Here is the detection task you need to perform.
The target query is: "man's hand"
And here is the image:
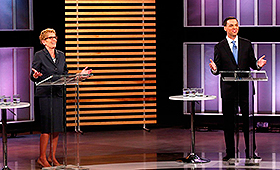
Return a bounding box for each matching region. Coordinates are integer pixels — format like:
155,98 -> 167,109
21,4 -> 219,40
32,68 -> 42,79
257,55 -> 267,68
209,59 -> 217,71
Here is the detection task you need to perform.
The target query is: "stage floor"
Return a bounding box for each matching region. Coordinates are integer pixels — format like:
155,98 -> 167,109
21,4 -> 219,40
1,127 -> 280,170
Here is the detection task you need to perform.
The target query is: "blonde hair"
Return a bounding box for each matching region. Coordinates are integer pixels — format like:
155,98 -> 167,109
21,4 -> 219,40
39,28 -> 56,44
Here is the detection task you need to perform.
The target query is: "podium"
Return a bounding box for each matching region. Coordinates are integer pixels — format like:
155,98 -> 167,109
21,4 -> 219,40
36,74 -> 92,170
220,70 -> 268,165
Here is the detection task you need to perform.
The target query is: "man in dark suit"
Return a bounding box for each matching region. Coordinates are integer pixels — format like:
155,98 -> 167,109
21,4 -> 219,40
209,16 -> 267,161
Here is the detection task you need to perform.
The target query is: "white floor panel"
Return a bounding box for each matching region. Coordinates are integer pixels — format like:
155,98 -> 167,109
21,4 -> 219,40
84,160 -> 280,170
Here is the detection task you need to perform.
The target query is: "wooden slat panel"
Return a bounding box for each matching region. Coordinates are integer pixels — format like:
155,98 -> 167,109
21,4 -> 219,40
65,0 -> 156,127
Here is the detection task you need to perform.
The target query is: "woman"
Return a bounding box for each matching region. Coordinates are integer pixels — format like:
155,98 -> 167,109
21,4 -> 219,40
31,28 -> 91,167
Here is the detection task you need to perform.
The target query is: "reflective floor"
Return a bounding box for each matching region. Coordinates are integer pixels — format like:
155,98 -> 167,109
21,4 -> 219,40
1,126 -> 280,170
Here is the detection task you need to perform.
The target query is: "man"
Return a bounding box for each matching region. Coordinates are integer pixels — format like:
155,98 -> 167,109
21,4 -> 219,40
209,16 -> 266,161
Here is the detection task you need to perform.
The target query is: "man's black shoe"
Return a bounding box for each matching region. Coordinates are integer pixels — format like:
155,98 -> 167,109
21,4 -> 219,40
223,155 -> 234,161
246,153 -> 261,159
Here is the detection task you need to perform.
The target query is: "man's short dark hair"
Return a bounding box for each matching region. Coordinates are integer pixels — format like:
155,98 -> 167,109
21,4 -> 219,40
223,16 -> 238,26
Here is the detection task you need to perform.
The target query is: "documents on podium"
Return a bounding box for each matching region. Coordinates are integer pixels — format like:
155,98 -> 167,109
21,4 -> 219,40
36,74 -> 93,170
219,70 -> 267,166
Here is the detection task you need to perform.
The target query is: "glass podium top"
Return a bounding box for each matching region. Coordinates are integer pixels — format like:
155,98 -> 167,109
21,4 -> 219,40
35,74 -> 93,86
219,70 -> 268,82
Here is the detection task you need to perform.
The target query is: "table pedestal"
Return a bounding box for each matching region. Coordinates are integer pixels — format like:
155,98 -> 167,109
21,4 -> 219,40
1,109 -> 10,170
177,101 -> 210,163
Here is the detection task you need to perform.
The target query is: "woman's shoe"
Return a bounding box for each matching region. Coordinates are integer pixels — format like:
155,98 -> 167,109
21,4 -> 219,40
37,158 -> 51,167
47,157 -> 61,166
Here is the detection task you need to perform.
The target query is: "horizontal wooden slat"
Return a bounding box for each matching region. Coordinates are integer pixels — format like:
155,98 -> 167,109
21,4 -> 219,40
78,80 -> 156,85
66,103 -> 156,109
83,74 -> 156,79
66,120 -> 157,127
66,46 -> 156,50
65,29 -> 156,33
66,12 -> 155,15
66,40 -> 155,44
65,17 -> 155,21
66,109 -> 156,115
67,114 -> 157,121
65,34 -> 156,39
65,6 -> 155,10
67,97 -> 156,103
66,57 -> 156,62
65,0 -> 155,4
66,86 -> 156,91
66,91 -> 156,97
65,23 -> 155,27
67,63 -> 156,68
68,69 -> 156,74
66,52 -> 156,56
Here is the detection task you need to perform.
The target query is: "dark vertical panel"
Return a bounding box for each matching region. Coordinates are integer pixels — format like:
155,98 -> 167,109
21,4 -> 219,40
223,0 -> 236,20
187,44 -> 201,88
187,0 -> 201,26
205,0 -> 219,26
259,0 -> 272,25
204,44 -> 219,112
16,48 -> 31,120
0,0 -> 13,29
257,44 -> 272,113
276,45 -> 280,112
240,0 -> 254,25
16,0 -> 29,29
187,44 -> 201,112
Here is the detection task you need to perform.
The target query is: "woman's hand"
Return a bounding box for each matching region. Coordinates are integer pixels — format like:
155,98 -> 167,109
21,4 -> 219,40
77,67 -> 92,80
32,68 -> 43,79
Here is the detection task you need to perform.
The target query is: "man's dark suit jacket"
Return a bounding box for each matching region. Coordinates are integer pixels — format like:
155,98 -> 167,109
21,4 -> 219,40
30,48 -> 68,97
212,37 -> 260,100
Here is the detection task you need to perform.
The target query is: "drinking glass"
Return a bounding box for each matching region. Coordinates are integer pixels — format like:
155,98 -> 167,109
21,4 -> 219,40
13,94 -> 20,104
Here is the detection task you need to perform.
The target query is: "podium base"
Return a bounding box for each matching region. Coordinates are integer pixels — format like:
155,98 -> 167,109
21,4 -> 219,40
42,165 -> 89,170
224,158 -> 261,166
177,153 -> 210,163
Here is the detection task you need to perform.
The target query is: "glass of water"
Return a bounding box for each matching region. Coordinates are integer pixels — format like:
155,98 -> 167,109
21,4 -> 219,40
3,96 -> 11,105
183,88 -> 190,97
13,94 -> 20,104
0,95 -> 5,105
196,88 -> 204,97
